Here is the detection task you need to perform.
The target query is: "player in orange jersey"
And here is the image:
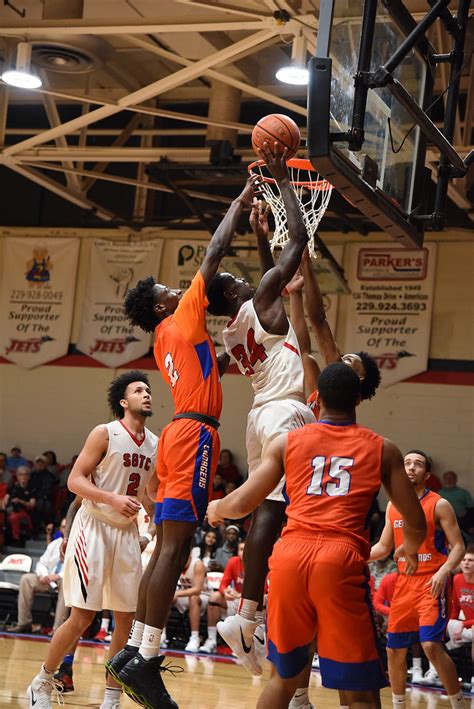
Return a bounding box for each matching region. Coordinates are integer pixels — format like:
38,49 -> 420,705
370,449 -> 466,709
208,363 -> 426,709
105,174 -> 262,709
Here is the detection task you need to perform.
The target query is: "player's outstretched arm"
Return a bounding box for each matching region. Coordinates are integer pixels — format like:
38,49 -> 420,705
253,143 -> 308,317
427,499 -> 465,597
287,267 -> 320,395
250,198 -> 274,276
207,434 -> 287,525
200,175 -> 259,288
301,253 -> 340,365
68,425 -> 141,518
381,438 -> 426,557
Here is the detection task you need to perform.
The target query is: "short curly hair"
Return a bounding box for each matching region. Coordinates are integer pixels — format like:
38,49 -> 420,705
107,370 -> 150,418
124,276 -> 160,333
357,351 -> 381,401
206,273 -> 232,316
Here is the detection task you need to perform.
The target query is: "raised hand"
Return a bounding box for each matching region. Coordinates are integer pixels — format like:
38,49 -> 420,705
240,174 -> 264,208
249,198 -> 270,240
256,141 -> 289,183
284,269 -> 304,295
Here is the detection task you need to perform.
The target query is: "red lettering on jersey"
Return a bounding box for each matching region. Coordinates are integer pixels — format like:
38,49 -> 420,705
131,453 -> 139,467
123,453 -> 131,467
231,327 -> 267,376
126,472 -> 141,497
144,457 -> 151,471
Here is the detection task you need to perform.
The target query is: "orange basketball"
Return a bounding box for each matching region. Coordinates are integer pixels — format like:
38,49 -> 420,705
252,114 -> 301,160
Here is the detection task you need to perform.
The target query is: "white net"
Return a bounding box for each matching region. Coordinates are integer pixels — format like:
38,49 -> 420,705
248,159 -> 333,258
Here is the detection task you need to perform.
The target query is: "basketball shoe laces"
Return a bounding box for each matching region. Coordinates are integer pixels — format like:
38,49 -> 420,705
147,660 -> 184,700
32,676 -> 64,708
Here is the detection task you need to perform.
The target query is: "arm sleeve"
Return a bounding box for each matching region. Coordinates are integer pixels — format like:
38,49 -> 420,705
172,271 -> 209,343
219,557 -> 235,594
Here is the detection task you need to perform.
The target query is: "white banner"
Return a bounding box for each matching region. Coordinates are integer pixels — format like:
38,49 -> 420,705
77,239 -> 163,367
344,243 -> 437,386
0,238 -> 79,368
168,240 -> 342,351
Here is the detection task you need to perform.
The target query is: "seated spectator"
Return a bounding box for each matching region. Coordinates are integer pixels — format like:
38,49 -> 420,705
200,540 -> 245,653
216,449 -> 243,487
43,451 -> 59,476
373,571 -> 398,628
446,545 -> 474,689
225,481 -> 237,496
5,466 -> 36,545
160,552 -> 207,653
0,452 -> 13,507
425,471 -> 442,492
210,472 -> 226,501
192,530 -> 219,570
7,518 -> 68,633
30,455 -> 57,532
6,446 -> 29,474
440,471 -> 474,534
369,553 -> 397,590
55,454 -> 78,521
214,524 -> 240,570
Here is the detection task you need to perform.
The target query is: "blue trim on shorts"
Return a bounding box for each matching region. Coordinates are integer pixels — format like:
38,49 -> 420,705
191,425 -> 213,524
267,638 -> 311,679
419,584 -> 449,643
387,630 -> 420,649
154,501 -> 162,524
319,657 -> 389,691
160,498 -> 197,523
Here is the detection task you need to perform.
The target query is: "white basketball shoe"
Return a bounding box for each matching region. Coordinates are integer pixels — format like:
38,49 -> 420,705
217,615 -> 262,675
27,673 -> 62,709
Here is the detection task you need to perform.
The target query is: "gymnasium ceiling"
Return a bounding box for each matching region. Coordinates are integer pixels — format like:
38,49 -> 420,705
0,0 -> 472,235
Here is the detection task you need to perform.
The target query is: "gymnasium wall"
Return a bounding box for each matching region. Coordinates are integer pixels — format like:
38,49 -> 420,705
0,229 -> 472,495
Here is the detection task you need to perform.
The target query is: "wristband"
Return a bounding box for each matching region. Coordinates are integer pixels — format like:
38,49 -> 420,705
143,532 -> 153,543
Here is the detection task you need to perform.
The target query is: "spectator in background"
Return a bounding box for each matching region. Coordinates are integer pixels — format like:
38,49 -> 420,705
440,471 -> 474,534
210,472 -> 226,501
0,453 -> 13,506
6,446 -> 29,474
215,524 -> 240,570
216,449 -> 243,487
446,545 -> 474,691
368,496 -> 384,543
30,455 -> 57,533
192,530 -> 219,569
426,471 -> 442,493
43,451 -> 60,476
7,518 -> 68,633
56,454 -> 78,519
200,540 -> 245,653
369,553 -> 397,590
5,466 -> 36,545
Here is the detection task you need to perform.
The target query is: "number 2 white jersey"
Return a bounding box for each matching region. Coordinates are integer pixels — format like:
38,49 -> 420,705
222,299 -> 306,407
82,419 -> 158,528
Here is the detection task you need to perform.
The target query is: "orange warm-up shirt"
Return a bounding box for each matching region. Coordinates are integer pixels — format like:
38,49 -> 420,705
153,271 -> 222,419
283,421 -> 384,558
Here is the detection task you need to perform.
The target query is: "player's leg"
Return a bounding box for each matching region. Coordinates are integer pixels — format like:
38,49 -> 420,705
386,575 -> 421,706
200,591 -> 226,652
257,663 -> 303,709
100,610 -> 135,709
184,594 -> 205,652
421,641 -> 464,697
387,647 -> 409,700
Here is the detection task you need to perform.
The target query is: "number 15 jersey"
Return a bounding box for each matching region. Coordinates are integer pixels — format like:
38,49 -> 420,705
223,299 -> 305,407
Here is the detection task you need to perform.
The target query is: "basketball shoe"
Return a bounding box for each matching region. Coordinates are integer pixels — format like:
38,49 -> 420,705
217,615 -> 262,675
199,638 -> 216,653
184,636 -> 201,653
418,667 -> 441,686
253,624 -> 267,668
289,688 -> 315,709
27,673 -> 62,709
54,662 -> 74,692
118,653 -> 179,709
105,645 -> 139,685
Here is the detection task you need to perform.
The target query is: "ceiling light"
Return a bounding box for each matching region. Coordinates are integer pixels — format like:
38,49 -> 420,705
1,42 -> 42,89
276,34 -> 309,85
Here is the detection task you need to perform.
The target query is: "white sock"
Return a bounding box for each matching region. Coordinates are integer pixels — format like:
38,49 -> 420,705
39,664 -> 55,679
292,688 -> 309,706
448,691 -> 466,707
191,630 -> 199,640
428,661 -> 437,674
255,610 -> 265,625
104,686 -> 122,702
392,694 -> 406,707
207,626 -> 217,643
238,599 -> 258,622
412,657 -> 422,668
128,620 -> 144,649
139,624 -> 162,660
101,618 -> 110,633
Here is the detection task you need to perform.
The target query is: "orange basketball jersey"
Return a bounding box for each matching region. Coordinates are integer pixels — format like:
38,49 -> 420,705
389,490 -> 447,575
153,271 -> 222,419
283,421 -> 384,557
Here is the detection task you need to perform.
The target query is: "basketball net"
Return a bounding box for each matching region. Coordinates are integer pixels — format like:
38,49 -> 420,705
248,158 -> 332,257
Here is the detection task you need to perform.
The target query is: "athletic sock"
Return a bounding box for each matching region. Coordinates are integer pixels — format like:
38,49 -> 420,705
40,664 -> 55,679
255,610 -> 265,625
238,599 -> 258,622
101,618 -> 110,633
412,657 -> 422,669
448,691 -> 466,707
292,688 -> 310,706
392,694 -> 406,707
62,654 -> 74,667
191,630 -> 199,641
128,620 -> 145,649
139,625 -> 162,659
207,626 -> 217,643
104,686 -> 122,702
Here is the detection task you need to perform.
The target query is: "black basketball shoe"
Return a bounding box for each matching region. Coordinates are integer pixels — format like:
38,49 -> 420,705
105,644 -> 139,685
54,662 -> 74,693
118,653 -> 180,709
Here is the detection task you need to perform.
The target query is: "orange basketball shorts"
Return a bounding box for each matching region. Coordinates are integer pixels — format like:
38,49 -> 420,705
387,573 -> 451,648
154,418 -> 219,525
266,532 -> 388,691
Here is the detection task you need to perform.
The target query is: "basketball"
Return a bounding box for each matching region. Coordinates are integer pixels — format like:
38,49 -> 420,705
252,114 -> 301,160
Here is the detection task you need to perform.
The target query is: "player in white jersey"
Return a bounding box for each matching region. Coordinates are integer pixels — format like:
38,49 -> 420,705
206,143 -> 314,678
26,371 -> 158,709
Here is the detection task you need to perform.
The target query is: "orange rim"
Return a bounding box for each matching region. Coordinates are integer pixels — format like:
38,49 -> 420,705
248,158 -> 332,190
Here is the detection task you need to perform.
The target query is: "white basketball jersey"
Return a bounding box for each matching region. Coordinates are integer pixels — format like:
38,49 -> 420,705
177,556 -> 201,591
223,299 -> 305,407
82,419 -> 158,528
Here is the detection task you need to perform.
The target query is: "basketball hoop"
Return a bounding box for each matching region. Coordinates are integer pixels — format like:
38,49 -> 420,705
248,158 -> 332,257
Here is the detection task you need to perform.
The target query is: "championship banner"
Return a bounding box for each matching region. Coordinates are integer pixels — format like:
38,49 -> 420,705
344,243 -> 437,386
77,239 -> 163,367
0,237 -> 80,368
168,240 -> 342,350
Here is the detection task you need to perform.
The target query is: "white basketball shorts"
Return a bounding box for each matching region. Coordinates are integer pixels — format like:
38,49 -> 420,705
63,506 -> 142,613
175,593 -> 209,615
246,398 -> 314,502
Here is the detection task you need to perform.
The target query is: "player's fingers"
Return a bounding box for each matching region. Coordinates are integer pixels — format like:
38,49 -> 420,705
281,146 -> 289,161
